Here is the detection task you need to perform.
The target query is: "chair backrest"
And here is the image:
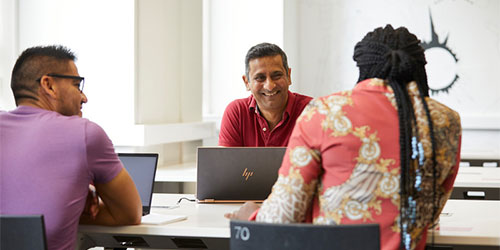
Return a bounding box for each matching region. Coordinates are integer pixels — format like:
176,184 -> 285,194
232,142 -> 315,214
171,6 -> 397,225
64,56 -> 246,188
0,214 -> 48,250
230,220 -> 380,250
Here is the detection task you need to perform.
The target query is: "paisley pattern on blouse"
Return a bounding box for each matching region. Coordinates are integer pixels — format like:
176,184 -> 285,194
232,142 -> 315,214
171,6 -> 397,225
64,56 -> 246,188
256,162 -> 317,223
316,126 -> 400,225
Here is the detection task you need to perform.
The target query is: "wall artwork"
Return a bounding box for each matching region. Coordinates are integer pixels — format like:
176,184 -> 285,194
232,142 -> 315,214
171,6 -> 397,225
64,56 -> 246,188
421,11 -> 460,95
419,0 -> 500,129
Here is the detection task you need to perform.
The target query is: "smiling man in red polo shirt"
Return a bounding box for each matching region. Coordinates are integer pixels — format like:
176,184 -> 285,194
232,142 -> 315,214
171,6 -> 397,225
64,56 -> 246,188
219,43 -> 313,147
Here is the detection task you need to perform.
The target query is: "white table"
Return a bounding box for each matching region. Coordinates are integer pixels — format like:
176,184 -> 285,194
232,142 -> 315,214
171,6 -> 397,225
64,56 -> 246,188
451,167 -> 500,200
455,167 -> 500,188
77,194 -> 500,249
77,194 -> 236,249
429,199 -> 500,247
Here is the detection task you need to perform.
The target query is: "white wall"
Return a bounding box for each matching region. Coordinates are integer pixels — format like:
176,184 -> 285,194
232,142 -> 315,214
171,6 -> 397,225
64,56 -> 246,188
15,0 -> 137,144
203,0 -> 500,157
2,0 -> 499,158
0,0 -> 207,169
280,0 -> 500,158
0,0 -> 17,111
202,0 -> 284,123
135,0 -> 204,164
137,0 -> 203,124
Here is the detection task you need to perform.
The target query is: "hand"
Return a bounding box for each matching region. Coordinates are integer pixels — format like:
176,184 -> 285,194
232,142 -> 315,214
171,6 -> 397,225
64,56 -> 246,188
82,185 -> 99,220
224,201 -> 260,220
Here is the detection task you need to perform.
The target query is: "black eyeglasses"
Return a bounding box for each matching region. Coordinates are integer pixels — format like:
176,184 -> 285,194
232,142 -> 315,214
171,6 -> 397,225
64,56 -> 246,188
38,73 -> 85,92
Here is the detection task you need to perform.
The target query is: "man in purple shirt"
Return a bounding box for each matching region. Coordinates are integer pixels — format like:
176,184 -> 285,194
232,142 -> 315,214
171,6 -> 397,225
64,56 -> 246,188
219,43 -> 312,147
0,45 -> 142,250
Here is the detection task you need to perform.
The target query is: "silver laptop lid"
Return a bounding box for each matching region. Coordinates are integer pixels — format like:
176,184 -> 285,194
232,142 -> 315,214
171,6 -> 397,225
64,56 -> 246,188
196,147 -> 286,202
118,153 -> 159,215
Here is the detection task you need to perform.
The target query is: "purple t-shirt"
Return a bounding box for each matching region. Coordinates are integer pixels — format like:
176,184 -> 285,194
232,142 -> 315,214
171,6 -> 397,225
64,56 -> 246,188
0,106 -> 123,250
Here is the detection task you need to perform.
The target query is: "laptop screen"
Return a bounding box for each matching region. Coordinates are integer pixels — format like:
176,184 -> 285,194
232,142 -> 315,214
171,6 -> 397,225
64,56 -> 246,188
118,153 -> 158,215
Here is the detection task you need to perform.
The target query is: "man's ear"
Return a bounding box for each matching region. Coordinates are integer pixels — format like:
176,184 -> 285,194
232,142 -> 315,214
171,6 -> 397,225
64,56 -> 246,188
242,75 -> 250,91
38,76 -> 57,99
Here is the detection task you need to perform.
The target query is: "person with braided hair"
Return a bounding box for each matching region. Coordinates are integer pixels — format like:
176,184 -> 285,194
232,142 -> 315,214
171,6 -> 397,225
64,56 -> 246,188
226,25 -> 461,250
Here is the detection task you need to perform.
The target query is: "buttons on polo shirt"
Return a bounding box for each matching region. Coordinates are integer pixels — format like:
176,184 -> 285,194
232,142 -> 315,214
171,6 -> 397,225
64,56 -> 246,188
263,127 -> 267,132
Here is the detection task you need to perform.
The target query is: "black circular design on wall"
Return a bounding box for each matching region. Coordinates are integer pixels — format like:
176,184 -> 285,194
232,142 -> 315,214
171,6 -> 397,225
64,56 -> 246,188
421,10 -> 460,95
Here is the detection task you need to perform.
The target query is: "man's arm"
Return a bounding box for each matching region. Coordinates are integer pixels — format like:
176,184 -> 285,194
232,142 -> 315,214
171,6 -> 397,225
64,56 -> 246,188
80,121 -> 142,225
80,168 -> 142,225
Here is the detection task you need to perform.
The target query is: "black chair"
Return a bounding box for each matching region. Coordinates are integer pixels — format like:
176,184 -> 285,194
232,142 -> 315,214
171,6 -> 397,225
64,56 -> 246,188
230,220 -> 380,250
0,214 -> 48,250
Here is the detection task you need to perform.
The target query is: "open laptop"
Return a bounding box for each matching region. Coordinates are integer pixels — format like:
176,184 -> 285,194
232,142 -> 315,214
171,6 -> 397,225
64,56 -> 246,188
119,153 -> 187,224
230,220 -> 380,250
196,147 -> 286,203
118,153 -> 159,216
1,214 -> 48,250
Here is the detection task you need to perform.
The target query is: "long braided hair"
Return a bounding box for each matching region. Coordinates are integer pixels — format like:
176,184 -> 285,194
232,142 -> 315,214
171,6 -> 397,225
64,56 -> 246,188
353,25 -> 438,249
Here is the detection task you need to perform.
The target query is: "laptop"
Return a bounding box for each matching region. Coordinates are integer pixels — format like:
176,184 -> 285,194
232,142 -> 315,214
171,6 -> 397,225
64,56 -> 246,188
196,147 -> 286,203
1,214 -> 48,250
119,153 -> 187,224
118,153 -> 159,216
230,220 -> 380,250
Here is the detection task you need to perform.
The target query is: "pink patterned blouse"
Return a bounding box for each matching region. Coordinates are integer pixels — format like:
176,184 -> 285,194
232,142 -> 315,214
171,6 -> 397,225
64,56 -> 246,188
251,78 -> 462,250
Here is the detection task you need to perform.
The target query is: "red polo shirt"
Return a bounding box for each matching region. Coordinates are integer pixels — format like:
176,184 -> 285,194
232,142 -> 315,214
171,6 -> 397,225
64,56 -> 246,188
218,91 -> 313,147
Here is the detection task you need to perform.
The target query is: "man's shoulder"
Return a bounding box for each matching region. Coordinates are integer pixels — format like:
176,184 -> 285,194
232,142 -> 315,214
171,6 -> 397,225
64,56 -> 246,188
53,113 -> 97,128
65,117 -> 111,143
38,112 -> 107,137
291,91 -> 313,99
19,107 -> 93,128
290,91 -> 313,107
225,95 -> 254,112
229,95 -> 253,105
